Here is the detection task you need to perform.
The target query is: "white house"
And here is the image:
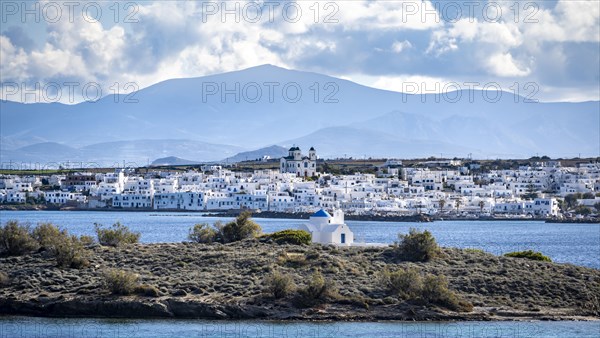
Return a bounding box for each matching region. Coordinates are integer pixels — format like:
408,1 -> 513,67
299,209 -> 354,246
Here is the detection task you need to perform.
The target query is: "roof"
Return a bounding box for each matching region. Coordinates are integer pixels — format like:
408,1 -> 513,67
309,147 -> 315,151
312,209 -> 331,218
288,146 -> 300,151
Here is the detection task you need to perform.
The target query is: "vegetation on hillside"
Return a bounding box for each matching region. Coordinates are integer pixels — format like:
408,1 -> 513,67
504,250 -> 552,262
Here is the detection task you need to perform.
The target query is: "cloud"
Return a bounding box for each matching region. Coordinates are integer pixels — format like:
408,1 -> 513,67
0,0 -> 597,103
392,40 -> 412,53
0,35 -> 29,82
486,52 -> 531,77
371,74 -> 450,94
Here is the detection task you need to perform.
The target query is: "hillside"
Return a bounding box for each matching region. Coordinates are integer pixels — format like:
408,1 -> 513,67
1,240 -> 598,320
1,65 -> 598,163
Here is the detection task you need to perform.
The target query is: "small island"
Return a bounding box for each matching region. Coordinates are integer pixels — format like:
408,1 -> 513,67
1,213 -> 599,321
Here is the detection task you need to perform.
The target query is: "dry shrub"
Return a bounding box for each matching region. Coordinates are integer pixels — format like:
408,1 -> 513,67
31,223 -> 89,268
295,270 -> 338,307
380,267 -> 423,299
32,223 -> 62,249
277,252 -> 308,268
53,234 -> 89,268
95,222 -> 140,247
104,269 -> 139,295
395,228 -> 440,262
379,267 -> 473,312
188,223 -> 218,243
0,221 -> 39,256
264,271 -> 296,299
135,284 -> 161,297
0,271 -> 10,287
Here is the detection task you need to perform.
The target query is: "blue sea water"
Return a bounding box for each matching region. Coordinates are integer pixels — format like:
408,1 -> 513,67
1,210 -> 598,268
0,317 -> 599,338
1,211 -> 599,337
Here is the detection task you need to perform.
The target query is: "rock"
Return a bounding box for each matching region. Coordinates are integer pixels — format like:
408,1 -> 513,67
171,290 -> 187,297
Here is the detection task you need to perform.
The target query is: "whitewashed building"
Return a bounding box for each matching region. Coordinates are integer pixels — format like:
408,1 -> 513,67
280,147 -> 317,177
154,192 -> 206,210
299,209 -> 354,246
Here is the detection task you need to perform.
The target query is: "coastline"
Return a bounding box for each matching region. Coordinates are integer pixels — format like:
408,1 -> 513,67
1,241 -> 598,321
2,205 -> 597,223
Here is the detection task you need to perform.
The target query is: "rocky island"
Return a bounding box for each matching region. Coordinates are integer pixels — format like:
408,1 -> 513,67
1,216 -> 599,322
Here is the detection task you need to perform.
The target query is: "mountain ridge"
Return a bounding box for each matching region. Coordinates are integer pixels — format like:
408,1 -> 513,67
1,64 -> 598,163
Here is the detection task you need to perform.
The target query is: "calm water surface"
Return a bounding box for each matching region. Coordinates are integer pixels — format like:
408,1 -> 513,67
1,211 -> 599,337
1,210 -> 598,268
0,317 -> 599,338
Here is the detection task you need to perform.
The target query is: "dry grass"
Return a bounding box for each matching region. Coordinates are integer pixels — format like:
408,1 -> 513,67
1,240 -> 598,318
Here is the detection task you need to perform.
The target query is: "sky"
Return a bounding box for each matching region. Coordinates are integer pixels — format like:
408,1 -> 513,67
1,0 -> 599,103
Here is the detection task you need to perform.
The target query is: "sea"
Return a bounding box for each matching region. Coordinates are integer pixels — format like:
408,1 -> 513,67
1,210 -> 599,338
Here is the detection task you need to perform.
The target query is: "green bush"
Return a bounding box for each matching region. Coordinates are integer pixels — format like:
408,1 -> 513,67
217,211 -> 261,243
188,223 -> 218,243
264,271 -> 296,299
95,222 -> 141,247
504,250 -> 552,262
104,269 -> 139,295
0,221 -> 39,256
295,271 -> 338,307
187,212 -> 262,244
395,228 -> 440,262
464,248 -> 486,254
379,267 -> 423,299
263,230 -> 311,245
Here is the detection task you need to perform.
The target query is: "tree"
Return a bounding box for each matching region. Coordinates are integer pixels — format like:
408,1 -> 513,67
218,211 -> 261,243
564,194 -> 580,210
522,183 -> 538,200
188,223 -> 218,243
574,206 -> 592,216
582,192 -> 594,199
438,199 -> 446,214
478,201 -> 485,214
455,200 -> 462,214
594,202 -> 600,213
395,228 -> 441,262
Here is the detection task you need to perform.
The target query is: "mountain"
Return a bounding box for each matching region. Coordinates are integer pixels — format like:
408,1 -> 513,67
282,126 -> 475,159
0,140 -> 243,166
350,111 -> 528,158
151,156 -> 201,166
1,64 -> 598,162
222,145 -> 288,163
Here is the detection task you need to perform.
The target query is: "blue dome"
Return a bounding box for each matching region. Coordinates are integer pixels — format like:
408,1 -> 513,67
312,209 -> 331,218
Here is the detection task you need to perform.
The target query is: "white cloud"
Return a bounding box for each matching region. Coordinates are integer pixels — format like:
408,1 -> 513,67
486,52 -> 531,77
0,35 -> 29,81
392,40 -> 412,53
371,75 -> 450,94
0,0 -> 597,103
337,0 -> 442,31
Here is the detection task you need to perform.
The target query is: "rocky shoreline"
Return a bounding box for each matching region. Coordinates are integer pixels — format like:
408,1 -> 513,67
1,241 -> 599,321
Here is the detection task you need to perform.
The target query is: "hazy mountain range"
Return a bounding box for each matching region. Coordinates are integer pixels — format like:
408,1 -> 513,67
1,64 -> 598,165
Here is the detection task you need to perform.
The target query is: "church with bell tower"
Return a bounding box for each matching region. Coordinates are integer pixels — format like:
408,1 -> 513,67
280,146 -> 317,177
